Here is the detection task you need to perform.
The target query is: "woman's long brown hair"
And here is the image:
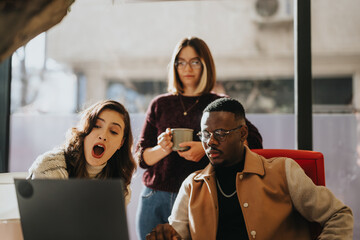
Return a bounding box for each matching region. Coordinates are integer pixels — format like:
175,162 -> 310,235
64,100 -> 136,197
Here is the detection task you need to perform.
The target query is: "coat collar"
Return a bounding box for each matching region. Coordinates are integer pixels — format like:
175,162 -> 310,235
194,145 -> 265,181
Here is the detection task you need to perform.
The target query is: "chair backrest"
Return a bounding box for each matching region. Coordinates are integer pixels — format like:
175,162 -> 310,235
252,149 -> 325,186
251,149 -> 325,240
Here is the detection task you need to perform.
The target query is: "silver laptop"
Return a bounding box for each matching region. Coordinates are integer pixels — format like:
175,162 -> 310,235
14,178 -> 129,240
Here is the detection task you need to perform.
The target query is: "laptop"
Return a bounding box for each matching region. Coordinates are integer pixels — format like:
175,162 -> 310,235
14,178 -> 129,240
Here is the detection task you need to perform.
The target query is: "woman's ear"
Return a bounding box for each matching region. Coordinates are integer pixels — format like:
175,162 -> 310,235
118,138 -> 125,150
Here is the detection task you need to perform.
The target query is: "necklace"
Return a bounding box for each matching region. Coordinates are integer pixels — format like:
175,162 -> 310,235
179,94 -> 200,116
216,179 -> 237,198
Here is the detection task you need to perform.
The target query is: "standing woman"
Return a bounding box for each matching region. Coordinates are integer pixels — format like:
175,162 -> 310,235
28,100 -> 137,205
135,37 -> 262,240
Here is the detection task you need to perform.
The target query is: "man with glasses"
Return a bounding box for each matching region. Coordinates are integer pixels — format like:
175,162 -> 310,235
146,98 -> 353,240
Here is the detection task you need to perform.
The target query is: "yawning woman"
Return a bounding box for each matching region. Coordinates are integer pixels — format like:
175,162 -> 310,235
28,100 -> 136,205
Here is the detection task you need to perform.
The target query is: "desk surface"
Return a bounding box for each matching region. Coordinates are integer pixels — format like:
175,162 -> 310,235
0,219 -> 23,240
0,172 -> 28,221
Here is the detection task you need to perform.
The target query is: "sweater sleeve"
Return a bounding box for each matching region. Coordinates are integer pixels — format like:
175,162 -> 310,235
135,98 -> 159,169
285,158 -> 353,239
28,148 -> 69,179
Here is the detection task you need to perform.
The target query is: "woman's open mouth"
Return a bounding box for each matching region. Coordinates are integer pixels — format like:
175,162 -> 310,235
92,144 -> 105,158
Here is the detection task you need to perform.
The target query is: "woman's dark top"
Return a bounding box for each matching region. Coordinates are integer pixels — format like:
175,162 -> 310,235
136,92 -> 263,193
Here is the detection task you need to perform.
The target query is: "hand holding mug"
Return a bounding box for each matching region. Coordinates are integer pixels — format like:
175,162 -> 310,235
157,128 -> 173,152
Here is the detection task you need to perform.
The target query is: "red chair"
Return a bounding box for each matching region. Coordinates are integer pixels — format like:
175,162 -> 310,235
252,149 -> 325,239
252,149 -> 325,186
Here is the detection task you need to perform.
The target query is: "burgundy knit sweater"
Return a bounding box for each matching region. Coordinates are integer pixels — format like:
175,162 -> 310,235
136,93 -> 262,193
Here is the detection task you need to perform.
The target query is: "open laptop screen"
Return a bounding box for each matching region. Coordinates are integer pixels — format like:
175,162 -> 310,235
14,178 -> 129,240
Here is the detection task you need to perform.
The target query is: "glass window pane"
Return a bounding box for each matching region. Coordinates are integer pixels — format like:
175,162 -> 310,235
7,0 -> 359,238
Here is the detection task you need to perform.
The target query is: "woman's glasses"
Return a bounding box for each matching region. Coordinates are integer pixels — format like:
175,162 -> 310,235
175,59 -> 202,70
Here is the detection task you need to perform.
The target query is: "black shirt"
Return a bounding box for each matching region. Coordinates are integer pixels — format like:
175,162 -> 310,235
215,160 -> 249,240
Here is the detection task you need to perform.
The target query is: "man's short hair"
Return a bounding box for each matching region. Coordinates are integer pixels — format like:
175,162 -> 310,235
203,98 -> 246,120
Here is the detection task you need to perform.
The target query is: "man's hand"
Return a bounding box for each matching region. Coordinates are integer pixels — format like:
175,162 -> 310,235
145,223 -> 181,240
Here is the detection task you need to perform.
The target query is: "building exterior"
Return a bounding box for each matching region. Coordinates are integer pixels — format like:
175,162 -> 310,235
44,0 -> 360,114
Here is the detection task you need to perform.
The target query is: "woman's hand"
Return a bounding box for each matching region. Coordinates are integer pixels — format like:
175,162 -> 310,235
143,128 -> 173,166
177,141 -> 205,162
157,128 -> 173,153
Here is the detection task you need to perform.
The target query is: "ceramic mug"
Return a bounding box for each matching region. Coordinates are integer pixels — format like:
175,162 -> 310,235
171,128 -> 194,151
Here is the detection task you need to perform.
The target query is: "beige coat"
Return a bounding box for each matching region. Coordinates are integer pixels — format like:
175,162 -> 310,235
169,146 -> 353,239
